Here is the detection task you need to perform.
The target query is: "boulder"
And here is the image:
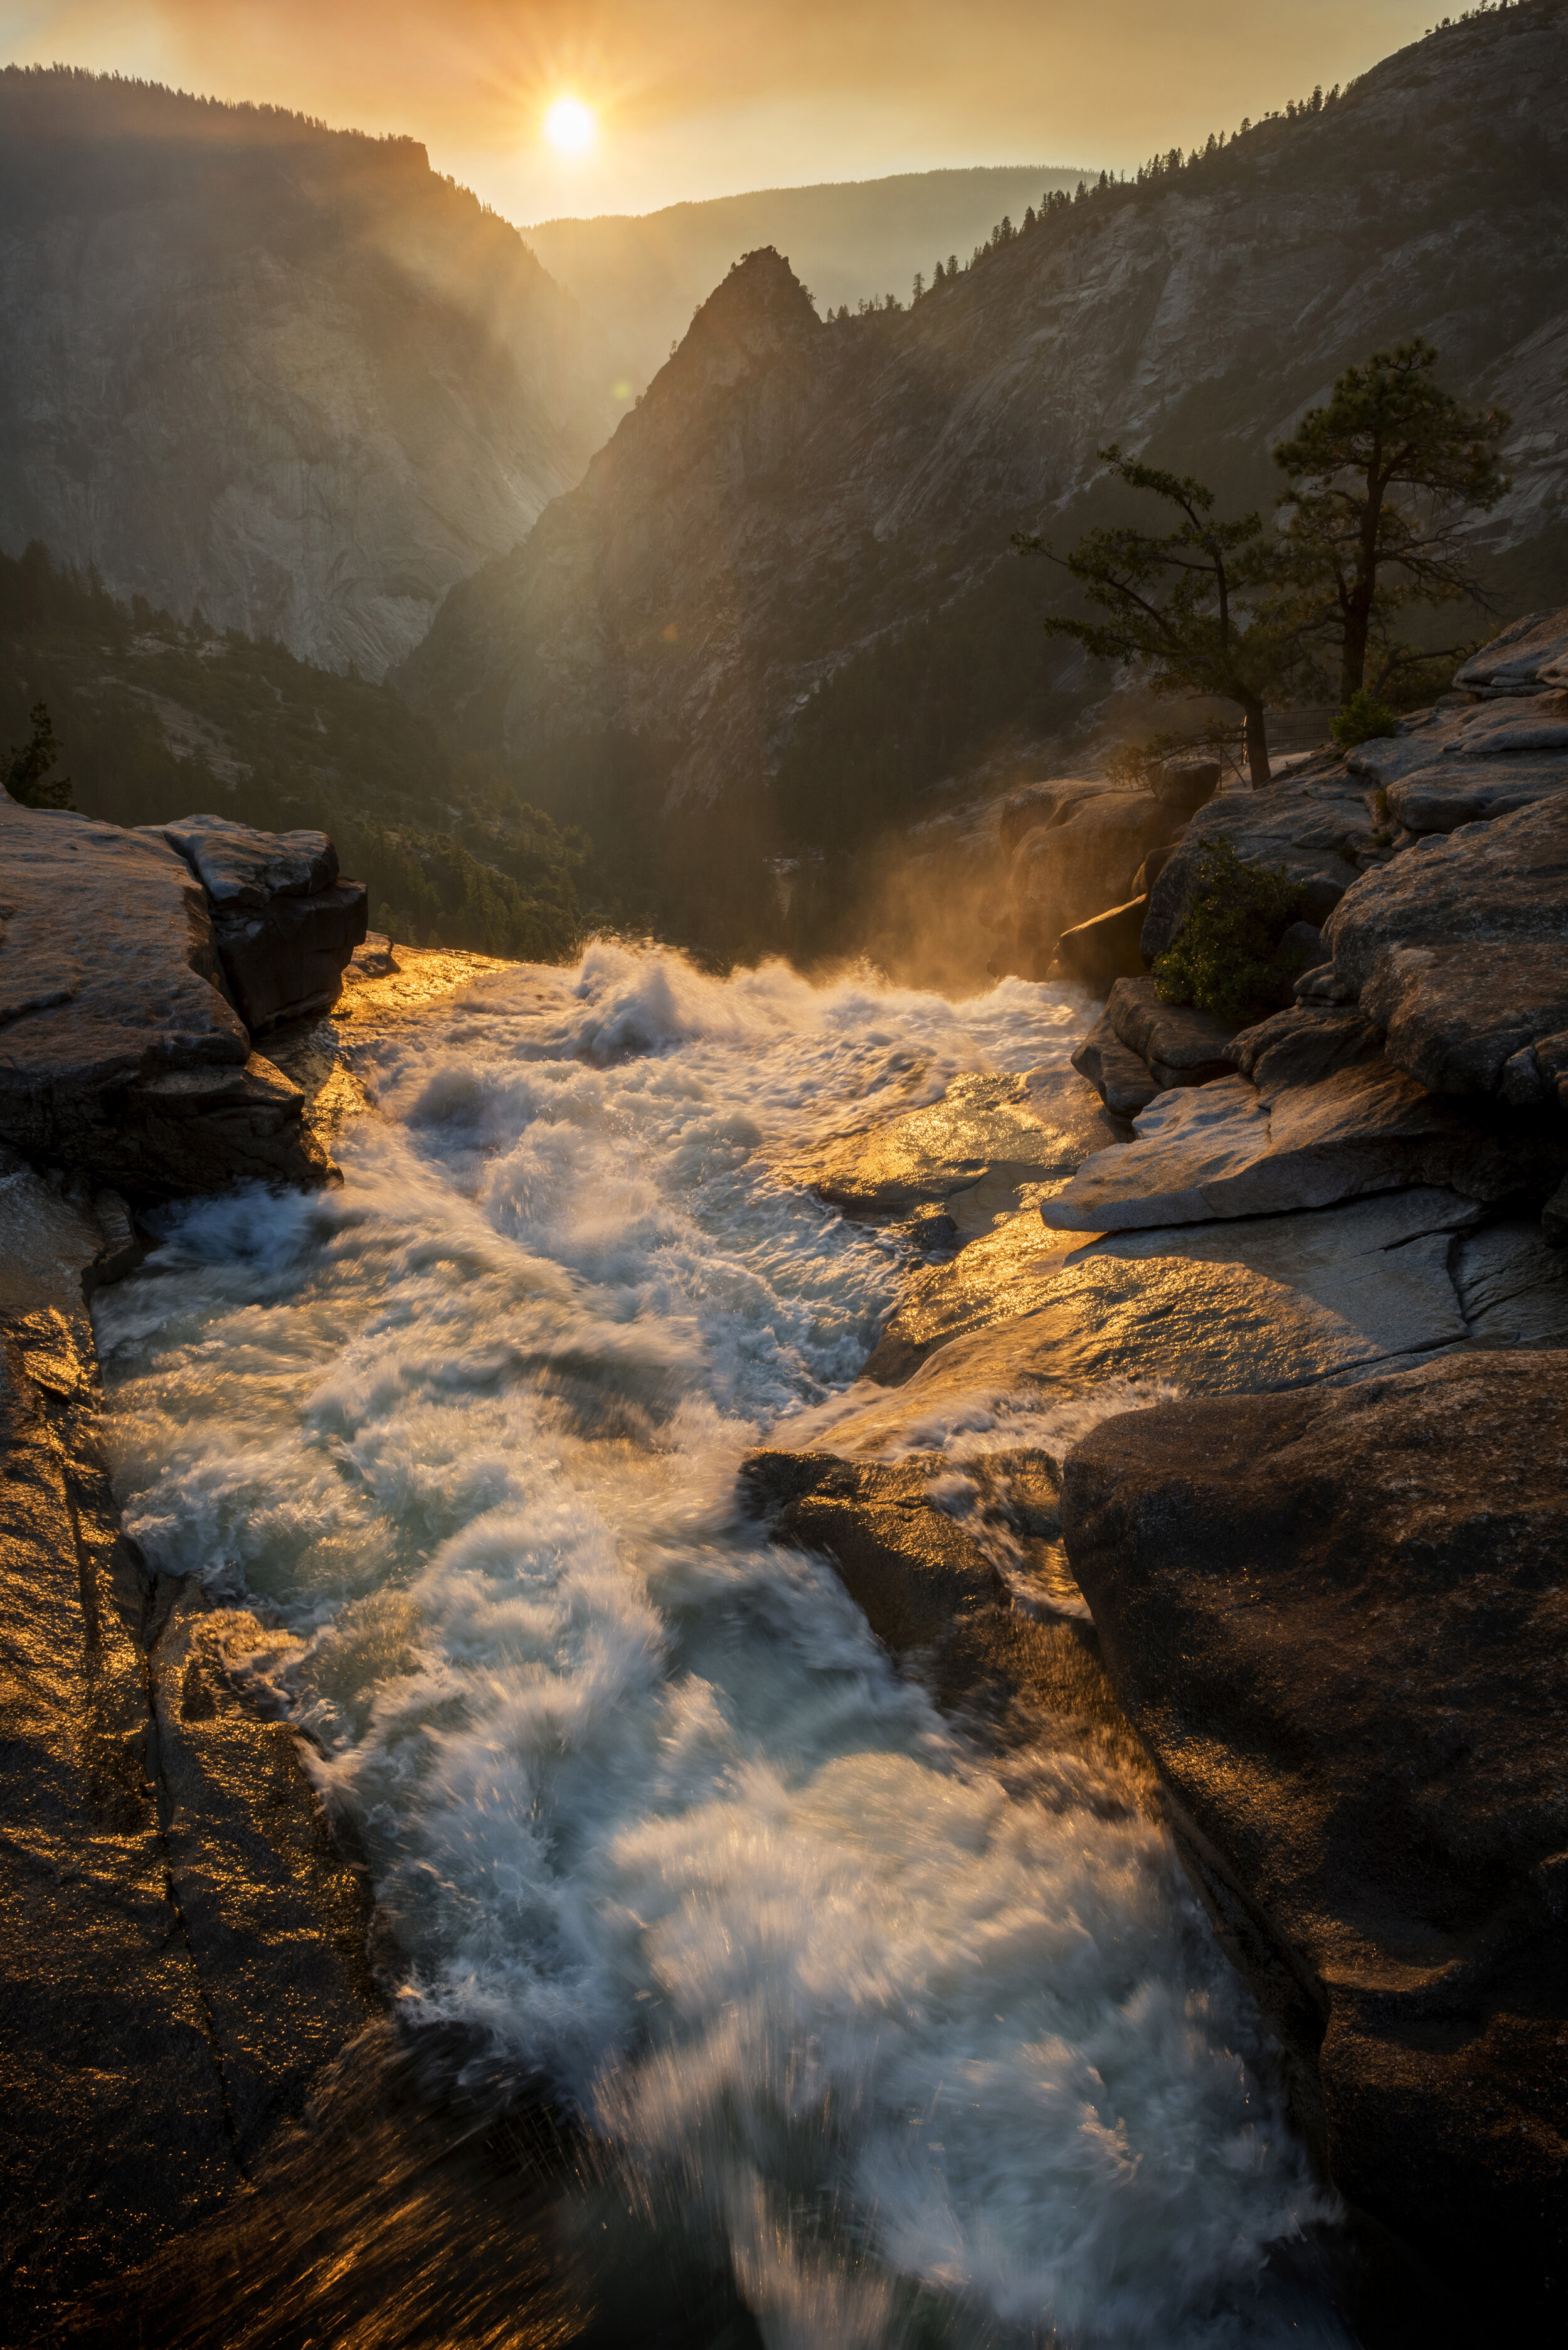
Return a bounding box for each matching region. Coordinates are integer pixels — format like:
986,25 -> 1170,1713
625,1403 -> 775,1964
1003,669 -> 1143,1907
739,1450 -> 1144,1766
1044,1060 -> 1567,1233
1049,893 -> 1148,991
1224,1002 -> 1385,1093
1453,605 -> 1568,694
1140,770 -> 1374,961
1069,1009 -> 1161,1119
1323,797 -> 1568,1097
1147,757 -> 1221,812
1106,976 -> 1237,1087
0,797 -> 337,1198
1060,1353 -> 1568,2317
998,784 -> 1178,977
157,815 -> 368,1034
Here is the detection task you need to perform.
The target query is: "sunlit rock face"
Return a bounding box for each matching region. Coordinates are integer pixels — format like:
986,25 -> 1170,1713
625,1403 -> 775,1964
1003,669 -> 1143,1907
0,71 -> 620,678
401,7 -> 1568,830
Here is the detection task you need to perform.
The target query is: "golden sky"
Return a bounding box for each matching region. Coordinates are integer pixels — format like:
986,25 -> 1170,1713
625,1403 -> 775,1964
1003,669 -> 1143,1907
3,1 -> 1441,220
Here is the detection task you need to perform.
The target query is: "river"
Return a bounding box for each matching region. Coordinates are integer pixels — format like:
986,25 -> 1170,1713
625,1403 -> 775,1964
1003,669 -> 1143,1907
93,942 -> 1351,2347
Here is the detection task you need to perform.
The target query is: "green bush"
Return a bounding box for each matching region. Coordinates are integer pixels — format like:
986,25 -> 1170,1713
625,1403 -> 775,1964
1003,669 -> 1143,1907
1153,839 -> 1305,1023
1330,689 -> 1399,751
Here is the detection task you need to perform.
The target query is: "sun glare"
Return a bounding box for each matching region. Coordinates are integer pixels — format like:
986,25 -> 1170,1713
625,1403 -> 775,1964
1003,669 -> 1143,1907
544,96 -> 596,156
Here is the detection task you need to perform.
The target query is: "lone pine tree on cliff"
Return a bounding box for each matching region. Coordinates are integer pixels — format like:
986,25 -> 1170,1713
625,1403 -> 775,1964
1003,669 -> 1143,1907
1013,449 -> 1301,786
1271,338 -> 1511,704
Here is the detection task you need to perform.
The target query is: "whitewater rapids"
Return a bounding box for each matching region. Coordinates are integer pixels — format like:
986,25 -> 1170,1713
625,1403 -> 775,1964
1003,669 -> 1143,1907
94,942 -> 1349,2347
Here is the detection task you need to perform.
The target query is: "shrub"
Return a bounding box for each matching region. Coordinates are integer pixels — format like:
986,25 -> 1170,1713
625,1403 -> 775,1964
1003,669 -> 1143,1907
1330,689 -> 1399,751
1153,839 -> 1305,1023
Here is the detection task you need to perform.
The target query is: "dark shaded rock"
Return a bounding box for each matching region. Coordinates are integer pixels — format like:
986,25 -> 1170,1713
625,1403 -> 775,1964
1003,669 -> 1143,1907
0,797 -> 335,1199
1294,962 -> 1359,1005
999,785 -> 1179,977
1274,918 -> 1324,974
0,1160 -> 376,2333
156,816 -> 368,1034
1060,1352 -> 1568,2319
739,1449 -> 1145,1768
1453,1219 -> 1568,1344
1323,797 -> 1568,1098
1049,893 -> 1147,991
1453,607 -> 1568,696
1147,757 -> 1221,812
1225,1002 -> 1385,1093
209,880 -> 369,1034
1070,1008 -> 1160,1119
1106,975 -> 1237,1088
1544,1174 -> 1568,1248
1141,772 -> 1373,961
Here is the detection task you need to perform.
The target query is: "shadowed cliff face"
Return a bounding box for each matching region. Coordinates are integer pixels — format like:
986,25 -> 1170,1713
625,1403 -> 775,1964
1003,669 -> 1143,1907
399,4 -> 1568,845
0,69 -> 623,679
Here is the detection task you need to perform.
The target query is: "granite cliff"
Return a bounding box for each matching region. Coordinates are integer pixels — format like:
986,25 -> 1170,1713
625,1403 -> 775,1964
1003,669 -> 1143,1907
0,68 -> 621,679
401,4 -> 1568,876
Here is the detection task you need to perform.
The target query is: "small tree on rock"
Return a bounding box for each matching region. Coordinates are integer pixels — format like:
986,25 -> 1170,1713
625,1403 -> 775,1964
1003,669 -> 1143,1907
1273,338 -> 1511,703
3,701 -> 74,809
1014,447 -> 1304,785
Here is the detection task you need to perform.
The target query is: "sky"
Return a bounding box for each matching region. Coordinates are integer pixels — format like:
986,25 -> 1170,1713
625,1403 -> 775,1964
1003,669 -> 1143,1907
2,0 -> 1444,222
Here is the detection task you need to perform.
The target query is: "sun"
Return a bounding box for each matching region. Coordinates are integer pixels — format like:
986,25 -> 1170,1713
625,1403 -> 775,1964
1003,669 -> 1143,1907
544,96 -> 596,156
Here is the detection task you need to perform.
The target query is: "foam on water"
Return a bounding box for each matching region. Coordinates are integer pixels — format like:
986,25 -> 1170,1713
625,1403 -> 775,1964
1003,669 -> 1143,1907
95,944 -> 1347,2347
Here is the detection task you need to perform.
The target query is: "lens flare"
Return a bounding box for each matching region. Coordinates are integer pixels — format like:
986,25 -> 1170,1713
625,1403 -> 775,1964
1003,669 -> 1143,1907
544,95 -> 596,155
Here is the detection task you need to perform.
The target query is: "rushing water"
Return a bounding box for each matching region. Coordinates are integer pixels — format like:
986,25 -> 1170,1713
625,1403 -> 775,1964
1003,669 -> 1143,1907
95,943 -> 1349,2347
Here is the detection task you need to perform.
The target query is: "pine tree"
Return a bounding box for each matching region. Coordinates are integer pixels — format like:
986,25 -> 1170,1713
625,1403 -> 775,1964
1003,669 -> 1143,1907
1015,449 -> 1305,786
3,700 -> 74,809
1272,338 -> 1511,699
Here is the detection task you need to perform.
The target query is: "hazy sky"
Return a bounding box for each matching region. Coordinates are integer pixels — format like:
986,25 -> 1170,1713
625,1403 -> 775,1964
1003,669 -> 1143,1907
3,1 -> 1441,221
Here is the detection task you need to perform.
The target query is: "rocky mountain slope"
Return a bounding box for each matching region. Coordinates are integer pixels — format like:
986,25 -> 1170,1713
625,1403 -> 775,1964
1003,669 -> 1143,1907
526,164 -> 1095,387
401,2 -> 1568,885
0,68 -> 622,678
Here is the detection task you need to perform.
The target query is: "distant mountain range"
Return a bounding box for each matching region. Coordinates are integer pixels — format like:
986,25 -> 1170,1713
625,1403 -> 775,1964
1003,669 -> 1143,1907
0,67 -> 623,677
400,0 -> 1568,938
525,166 -> 1097,387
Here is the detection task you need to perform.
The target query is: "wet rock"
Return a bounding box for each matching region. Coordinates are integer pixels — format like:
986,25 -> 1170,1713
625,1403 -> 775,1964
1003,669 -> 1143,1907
852,1186 -> 1483,1408
739,1450 -> 1143,1768
778,1068 -> 1116,1235
1454,607 -> 1568,694
1044,1061 -> 1567,1233
999,785 -> 1178,977
0,1157 -> 376,2332
1140,771 -> 1372,961
1323,797 -> 1568,1097
1070,1009 -> 1161,1119
1049,893 -> 1148,991
0,797 -> 335,1199
1106,976 -> 1237,1088
1060,1351 -> 1568,2317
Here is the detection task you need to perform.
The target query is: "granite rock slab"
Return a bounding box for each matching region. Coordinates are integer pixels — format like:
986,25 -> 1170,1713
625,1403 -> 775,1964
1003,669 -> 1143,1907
1107,976 -> 1238,1087
1045,1061 -> 1565,1232
1454,606 -> 1568,694
1323,796 -> 1568,1096
1061,1352 -> 1568,2315
1070,1009 -> 1161,1119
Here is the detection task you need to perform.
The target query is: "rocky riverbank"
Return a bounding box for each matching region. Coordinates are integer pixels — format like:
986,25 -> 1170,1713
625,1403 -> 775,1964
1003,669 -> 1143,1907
746,615 -> 1568,2327
0,792 -> 516,2332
